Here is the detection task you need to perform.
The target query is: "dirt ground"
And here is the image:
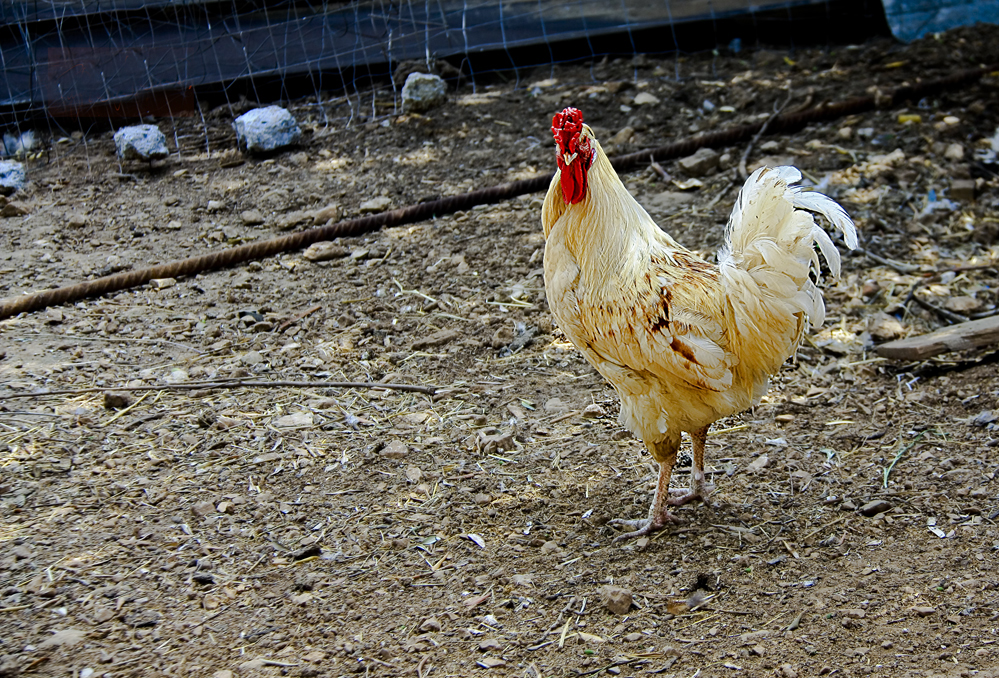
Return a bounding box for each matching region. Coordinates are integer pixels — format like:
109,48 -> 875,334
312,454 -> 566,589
1,23 -> 999,678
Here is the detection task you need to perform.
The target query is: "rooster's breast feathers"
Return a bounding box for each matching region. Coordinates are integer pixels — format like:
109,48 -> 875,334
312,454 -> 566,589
549,240 -> 736,397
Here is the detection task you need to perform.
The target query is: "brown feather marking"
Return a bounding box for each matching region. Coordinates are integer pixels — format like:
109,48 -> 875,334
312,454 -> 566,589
670,337 -> 699,365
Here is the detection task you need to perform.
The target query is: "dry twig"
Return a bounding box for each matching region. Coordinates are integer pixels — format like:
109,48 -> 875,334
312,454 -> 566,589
0,379 -> 437,400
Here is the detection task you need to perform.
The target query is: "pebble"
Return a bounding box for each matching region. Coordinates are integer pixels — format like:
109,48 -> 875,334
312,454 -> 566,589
943,143 -> 964,161
582,403 -> 606,418
206,200 -> 224,212
312,203 -> 342,224
419,617 -> 441,632
477,658 -> 506,669
840,608 -> 866,619
402,73 -> 448,112
859,499 -> 892,517
478,638 -> 503,651
303,242 -> 349,262
240,209 -> 265,225
840,499 -> 857,511
359,196 -> 392,213
380,440 -> 409,459
912,606 -> 935,617
103,391 -> 134,409
600,584 -> 633,615
950,179 -> 976,202
274,412 -> 313,428
192,501 -> 216,517
781,664 -> 799,678
66,211 -> 87,228
624,632 -> 643,642
412,328 -> 460,350
149,277 -> 177,290
1,201 -> 29,217
233,106 -> 302,155
678,148 -> 720,177
114,124 -> 169,161
633,92 -> 660,106
241,350 -> 264,365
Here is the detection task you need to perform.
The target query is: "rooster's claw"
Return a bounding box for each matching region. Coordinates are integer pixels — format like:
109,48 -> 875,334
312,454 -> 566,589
609,512 -> 678,543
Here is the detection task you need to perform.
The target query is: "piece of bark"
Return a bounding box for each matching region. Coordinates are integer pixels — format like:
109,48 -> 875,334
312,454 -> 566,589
875,315 -> 999,360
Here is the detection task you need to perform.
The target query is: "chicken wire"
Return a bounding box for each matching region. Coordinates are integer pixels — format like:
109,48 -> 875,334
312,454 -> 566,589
1,0 -> 881,127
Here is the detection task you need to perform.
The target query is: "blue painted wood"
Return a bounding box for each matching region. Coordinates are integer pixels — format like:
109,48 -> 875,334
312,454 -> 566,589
881,0 -> 999,41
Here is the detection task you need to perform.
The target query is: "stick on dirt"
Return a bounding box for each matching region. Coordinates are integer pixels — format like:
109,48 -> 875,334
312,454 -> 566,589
875,315 -> 999,360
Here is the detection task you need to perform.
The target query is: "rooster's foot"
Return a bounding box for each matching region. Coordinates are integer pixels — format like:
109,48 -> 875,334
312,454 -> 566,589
609,512 -> 678,543
667,483 -> 715,507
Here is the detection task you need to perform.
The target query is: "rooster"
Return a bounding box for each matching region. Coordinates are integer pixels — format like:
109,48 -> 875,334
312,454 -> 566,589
542,107 -> 857,541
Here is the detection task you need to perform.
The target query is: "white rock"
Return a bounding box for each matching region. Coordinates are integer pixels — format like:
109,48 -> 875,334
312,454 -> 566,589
359,196 -> 392,213
402,73 -> 447,112
114,124 -> 169,161
633,92 -> 660,106
274,412 -> 314,428
233,106 -> 301,155
0,160 -> 25,195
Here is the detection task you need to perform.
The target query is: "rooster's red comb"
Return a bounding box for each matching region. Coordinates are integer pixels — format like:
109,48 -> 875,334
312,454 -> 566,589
552,107 -> 584,151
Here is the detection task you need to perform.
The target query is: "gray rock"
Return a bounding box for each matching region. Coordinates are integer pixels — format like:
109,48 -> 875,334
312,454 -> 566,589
402,73 -> 447,113
113,124 -> 169,161
859,499 -> 892,517
600,585 -> 633,615
233,106 -> 301,155
678,147 -> 720,177
0,160 -> 25,195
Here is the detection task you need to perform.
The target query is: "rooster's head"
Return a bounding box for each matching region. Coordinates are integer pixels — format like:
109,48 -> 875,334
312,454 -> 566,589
552,107 -> 595,205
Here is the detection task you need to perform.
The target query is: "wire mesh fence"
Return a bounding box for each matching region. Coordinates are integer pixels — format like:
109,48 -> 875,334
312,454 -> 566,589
1,0 -> 890,163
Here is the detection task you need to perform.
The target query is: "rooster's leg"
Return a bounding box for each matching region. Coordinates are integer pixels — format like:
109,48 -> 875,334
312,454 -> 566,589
609,440 -> 679,542
668,425 -> 714,505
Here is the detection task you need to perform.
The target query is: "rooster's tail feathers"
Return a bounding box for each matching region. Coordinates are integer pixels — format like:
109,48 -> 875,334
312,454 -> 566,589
719,165 -> 857,330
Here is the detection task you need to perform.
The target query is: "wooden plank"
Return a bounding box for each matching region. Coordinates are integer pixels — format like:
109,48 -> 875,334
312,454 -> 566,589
875,315 -> 999,360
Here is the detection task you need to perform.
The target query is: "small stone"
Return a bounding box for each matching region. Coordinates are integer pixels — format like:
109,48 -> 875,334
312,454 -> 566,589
912,606 -> 935,617
869,312 -> 905,341
540,540 -> 561,555
277,210 -> 311,230
240,209 -> 265,225
241,350 -> 264,365
943,143 -> 964,161
478,638 -> 503,651
402,73 -> 448,112
950,179 -> 976,202
303,242 -> 349,262
600,584 -> 633,615
192,501 -> 216,517
114,124 -> 169,161
582,403 -> 606,418
412,329 -> 460,350
419,617 -> 441,632
607,126 -> 635,148
380,440 -> 409,459
1,201 -> 28,217
0,160 -> 25,195
944,296 -> 982,313
66,212 -> 87,228
678,147 -> 720,177
633,92 -> 660,106
206,200 -> 224,212
213,670 -> 235,678
103,391 -> 134,409
859,499 -> 892,517
840,500 -> 857,511
312,203 -> 341,224
759,140 -> 782,152
624,632 -> 643,642
490,326 -> 514,348
477,658 -> 506,669
274,412 -> 313,428
233,106 -> 302,155
474,493 -> 491,505
841,608 -> 866,619
781,664 -> 799,678
149,277 -> 176,290
359,196 -> 392,213
838,126 -> 853,139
